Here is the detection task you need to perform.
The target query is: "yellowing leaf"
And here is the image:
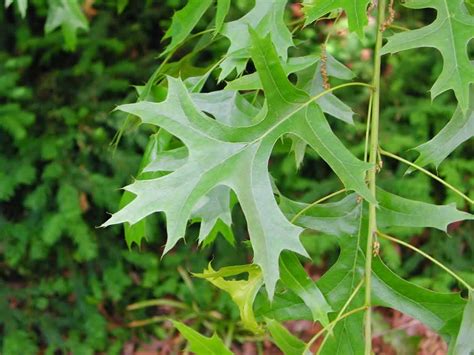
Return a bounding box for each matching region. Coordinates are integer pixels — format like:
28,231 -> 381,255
194,264 -> 264,334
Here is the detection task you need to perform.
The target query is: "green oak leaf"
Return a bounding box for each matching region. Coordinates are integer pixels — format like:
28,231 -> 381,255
226,53 -> 355,125
414,99 -> 474,169
377,188 -> 474,232
280,193 -> 361,236
44,0 -> 89,51
296,52 -> 355,124
194,264 -> 264,333
215,0 -> 230,35
302,0 -> 371,38
103,31 -> 373,297
218,0 -> 293,80
162,0 -> 213,56
372,257 -> 467,343
450,292 -> 474,355
172,320 -> 233,355
279,252 -> 332,326
190,185 -> 234,244
265,318 -> 307,355
381,0 -> 474,112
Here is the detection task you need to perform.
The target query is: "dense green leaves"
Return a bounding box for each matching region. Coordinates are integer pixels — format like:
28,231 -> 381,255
104,31 -> 373,297
381,0 -> 474,112
218,0 -> 293,80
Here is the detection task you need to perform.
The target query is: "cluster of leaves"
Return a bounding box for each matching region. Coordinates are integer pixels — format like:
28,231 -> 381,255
0,1 -> 248,353
103,0 -> 474,353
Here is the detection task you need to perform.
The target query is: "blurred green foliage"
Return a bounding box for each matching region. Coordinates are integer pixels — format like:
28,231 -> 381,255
0,1 -> 472,353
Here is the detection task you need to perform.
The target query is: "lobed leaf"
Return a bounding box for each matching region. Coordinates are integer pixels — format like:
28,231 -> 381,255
413,99 -> 474,169
218,0 -> 293,80
381,0 -> 474,112
377,188 -> 474,232
103,31 -> 373,297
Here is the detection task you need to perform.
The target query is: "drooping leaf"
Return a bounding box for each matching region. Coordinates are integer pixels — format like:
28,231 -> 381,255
215,0 -> 230,35
279,252 -> 332,325
302,0 -> 371,38
450,292 -> 474,355
162,0 -> 214,56
414,101 -> 474,168
265,318 -> 306,355
193,264 -> 264,333
376,188 -> 473,232
381,0 -> 474,112
103,31 -> 373,297
172,320 -> 233,355
44,0 -> 89,51
218,0 -> 294,80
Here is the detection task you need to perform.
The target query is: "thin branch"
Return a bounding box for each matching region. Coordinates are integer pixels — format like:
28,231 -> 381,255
316,279 -> 365,354
377,231 -> 473,291
304,304 -> 367,354
291,188 -> 347,223
379,149 -> 473,205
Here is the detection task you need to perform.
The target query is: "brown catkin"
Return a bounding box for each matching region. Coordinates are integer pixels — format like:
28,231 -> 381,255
381,0 -> 395,32
367,0 -> 377,15
320,44 -> 330,90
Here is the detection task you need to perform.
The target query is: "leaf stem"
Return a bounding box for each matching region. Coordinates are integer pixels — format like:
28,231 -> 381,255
290,188 -> 347,223
365,1 -> 386,353
376,231 -> 473,291
308,82 -> 374,107
304,304 -> 368,353
363,93 -> 374,163
379,149 -> 473,205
